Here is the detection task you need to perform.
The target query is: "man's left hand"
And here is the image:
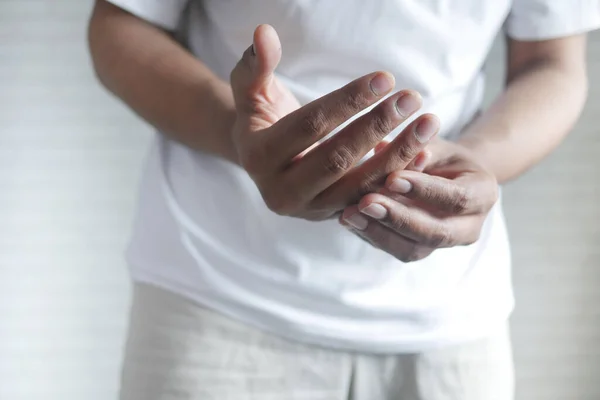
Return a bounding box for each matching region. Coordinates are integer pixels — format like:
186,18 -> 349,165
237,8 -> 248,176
340,138 -> 499,262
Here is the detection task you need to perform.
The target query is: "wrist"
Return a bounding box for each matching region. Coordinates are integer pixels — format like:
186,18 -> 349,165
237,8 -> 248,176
209,80 -> 241,165
221,106 -> 241,165
426,137 -> 482,166
456,135 -> 491,165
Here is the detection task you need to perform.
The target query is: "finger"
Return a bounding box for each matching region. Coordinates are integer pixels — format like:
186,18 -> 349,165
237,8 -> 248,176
355,193 -> 483,247
406,149 -> 431,172
385,170 -> 498,215
313,113 -> 439,210
362,113 -> 439,176
295,130 -> 389,163
374,140 -> 390,154
375,187 -> 419,208
230,24 -> 282,119
268,71 -> 396,166
339,206 -> 435,263
288,90 -> 422,201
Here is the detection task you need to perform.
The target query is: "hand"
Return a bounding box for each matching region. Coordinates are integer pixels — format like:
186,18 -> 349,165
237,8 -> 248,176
340,138 -> 499,262
230,24 -> 439,221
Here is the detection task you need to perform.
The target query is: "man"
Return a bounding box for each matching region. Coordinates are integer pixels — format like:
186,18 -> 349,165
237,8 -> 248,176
88,1 -> 599,399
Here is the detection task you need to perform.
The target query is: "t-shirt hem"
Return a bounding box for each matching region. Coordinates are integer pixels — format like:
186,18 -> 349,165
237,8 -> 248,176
128,267 -> 514,355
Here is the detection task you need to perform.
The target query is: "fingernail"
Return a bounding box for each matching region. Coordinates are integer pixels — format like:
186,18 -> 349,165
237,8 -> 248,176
370,73 -> 394,96
414,116 -> 439,143
413,151 -> 429,171
360,204 -> 387,220
413,158 -> 425,171
389,178 -> 412,194
395,93 -> 421,117
344,213 -> 369,230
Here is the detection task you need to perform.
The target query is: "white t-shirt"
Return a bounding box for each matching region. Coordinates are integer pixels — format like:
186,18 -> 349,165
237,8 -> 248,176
107,0 -> 600,352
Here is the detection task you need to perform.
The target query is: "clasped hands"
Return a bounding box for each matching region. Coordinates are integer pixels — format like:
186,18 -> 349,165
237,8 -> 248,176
229,25 -> 498,262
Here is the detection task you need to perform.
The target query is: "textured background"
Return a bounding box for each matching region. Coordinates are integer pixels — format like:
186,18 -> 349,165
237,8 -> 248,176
1,1 -> 599,399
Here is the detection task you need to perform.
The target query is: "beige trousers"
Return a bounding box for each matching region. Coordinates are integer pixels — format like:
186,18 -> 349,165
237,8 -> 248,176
120,283 -> 515,400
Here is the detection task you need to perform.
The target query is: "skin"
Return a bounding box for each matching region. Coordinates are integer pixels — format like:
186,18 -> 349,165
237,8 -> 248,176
89,3 -> 437,222
341,35 -> 589,262
88,1 -> 589,262
230,26 -> 439,220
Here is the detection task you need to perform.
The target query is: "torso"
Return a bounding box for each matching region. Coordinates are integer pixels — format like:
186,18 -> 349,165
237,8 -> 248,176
126,0 -> 516,352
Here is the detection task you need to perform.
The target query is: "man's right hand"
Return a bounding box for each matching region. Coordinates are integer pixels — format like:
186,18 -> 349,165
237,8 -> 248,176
230,25 -> 440,221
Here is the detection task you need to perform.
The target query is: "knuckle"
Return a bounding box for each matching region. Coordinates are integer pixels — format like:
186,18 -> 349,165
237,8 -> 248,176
419,180 -> 437,201
389,209 -> 410,231
323,146 -> 355,175
370,108 -> 394,137
356,180 -> 376,198
452,186 -> 472,214
393,141 -> 418,164
341,88 -> 368,113
429,225 -> 452,248
297,108 -> 329,138
354,173 -> 379,198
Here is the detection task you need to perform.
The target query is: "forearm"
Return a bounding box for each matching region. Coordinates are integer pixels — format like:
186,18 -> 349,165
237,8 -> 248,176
458,59 -> 588,184
88,1 -> 239,164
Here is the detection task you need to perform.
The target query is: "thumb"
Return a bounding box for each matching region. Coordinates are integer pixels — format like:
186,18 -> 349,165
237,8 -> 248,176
251,24 -> 281,82
231,24 -> 282,112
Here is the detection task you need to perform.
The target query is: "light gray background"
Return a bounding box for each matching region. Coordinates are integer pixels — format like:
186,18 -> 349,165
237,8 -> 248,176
1,1 -> 599,399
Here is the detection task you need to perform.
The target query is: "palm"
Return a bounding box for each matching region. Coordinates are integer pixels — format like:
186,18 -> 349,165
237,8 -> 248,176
244,76 -> 301,130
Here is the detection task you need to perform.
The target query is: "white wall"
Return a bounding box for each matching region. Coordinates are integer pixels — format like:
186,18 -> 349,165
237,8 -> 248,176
0,1 -> 146,398
0,1 -> 599,399
487,37 -> 600,400
509,151 -> 600,400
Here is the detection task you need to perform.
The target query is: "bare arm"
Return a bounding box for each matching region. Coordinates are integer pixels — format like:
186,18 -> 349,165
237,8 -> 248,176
87,0 -> 239,163
458,35 -> 589,183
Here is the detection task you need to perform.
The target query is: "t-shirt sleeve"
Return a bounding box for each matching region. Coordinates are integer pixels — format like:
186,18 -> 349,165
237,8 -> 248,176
104,0 -> 189,30
505,0 -> 600,40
